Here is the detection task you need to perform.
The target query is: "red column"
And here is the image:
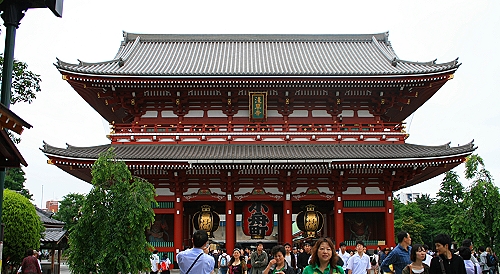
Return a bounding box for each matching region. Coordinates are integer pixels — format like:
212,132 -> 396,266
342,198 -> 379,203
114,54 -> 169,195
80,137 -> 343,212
226,195 -> 235,252
282,196 -> 293,245
334,194 -> 344,247
174,193 -> 184,257
385,192 -> 395,247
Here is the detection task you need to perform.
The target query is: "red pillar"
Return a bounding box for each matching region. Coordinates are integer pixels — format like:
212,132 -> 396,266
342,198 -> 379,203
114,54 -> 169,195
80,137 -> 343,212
282,196 -> 293,245
174,193 -> 184,256
334,194 -> 344,247
226,195 -> 235,252
385,192 -> 395,247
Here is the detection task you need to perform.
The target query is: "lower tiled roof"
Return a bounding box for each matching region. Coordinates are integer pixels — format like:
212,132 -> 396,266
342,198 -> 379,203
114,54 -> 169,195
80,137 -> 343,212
42,142 -> 475,162
41,228 -> 67,243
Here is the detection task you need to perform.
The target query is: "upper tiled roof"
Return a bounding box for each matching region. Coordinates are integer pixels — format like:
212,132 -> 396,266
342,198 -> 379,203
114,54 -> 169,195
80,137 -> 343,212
56,32 -> 459,77
36,207 -> 65,227
42,142 -> 475,163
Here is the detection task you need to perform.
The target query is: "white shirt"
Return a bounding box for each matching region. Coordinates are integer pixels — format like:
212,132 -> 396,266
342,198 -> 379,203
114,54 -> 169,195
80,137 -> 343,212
151,253 -> 160,272
346,253 -> 371,274
338,250 -> 352,270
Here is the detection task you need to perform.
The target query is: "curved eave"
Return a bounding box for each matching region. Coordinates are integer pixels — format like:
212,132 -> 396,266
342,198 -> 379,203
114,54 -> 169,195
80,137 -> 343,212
56,66 -> 459,79
42,142 -> 476,167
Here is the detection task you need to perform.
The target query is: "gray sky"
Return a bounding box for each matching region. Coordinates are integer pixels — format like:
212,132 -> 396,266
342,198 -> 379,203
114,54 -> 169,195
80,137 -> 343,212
2,0 -> 498,207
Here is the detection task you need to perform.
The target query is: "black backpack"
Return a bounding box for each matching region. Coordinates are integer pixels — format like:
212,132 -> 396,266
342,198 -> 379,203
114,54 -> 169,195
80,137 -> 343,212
487,254 -> 496,267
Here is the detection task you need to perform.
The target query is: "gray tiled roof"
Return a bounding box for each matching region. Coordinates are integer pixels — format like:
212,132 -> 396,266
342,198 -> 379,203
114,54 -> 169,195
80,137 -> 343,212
42,142 -> 475,162
36,207 -> 65,226
41,228 -> 67,243
56,32 -> 459,77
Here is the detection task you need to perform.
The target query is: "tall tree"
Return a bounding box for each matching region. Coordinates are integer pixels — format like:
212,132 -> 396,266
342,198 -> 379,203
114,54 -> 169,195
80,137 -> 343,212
4,167 -> 32,199
2,189 -> 44,273
432,171 -> 464,234
415,194 -> 436,246
452,154 -> 500,248
67,149 -> 156,274
394,199 -> 426,244
53,193 -> 86,232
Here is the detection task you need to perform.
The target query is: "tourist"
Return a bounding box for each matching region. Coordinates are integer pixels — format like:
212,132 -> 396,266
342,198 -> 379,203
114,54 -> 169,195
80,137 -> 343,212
422,245 -> 432,267
219,249 -> 231,274
338,242 -> 351,273
402,244 -> 429,274
486,248 -> 496,274
479,246 -> 490,274
292,246 -> 299,273
229,248 -> 248,274
303,237 -> 344,274
429,234 -> 466,274
244,248 -> 253,274
160,253 -> 172,274
263,245 -> 295,274
346,241 -> 371,274
177,230 -> 215,274
462,239 -> 480,265
283,243 -> 297,271
251,242 -> 269,274
380,231 -> 412,274
459,246 -> 481,274
150,250 -> 160,274
20,249 -> 42,274
297,242 -> 312,273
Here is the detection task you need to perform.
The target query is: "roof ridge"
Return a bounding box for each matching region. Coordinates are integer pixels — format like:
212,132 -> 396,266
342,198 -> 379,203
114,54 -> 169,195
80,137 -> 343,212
122,32 -> 391,43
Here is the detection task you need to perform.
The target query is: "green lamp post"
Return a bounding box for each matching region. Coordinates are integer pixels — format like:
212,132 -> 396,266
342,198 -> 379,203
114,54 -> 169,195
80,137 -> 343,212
0,0 -> 63,268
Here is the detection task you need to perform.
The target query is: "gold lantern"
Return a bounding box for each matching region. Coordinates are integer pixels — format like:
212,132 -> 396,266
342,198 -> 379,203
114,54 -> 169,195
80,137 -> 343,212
296,204 -> 324,238
193,205 -> 220,237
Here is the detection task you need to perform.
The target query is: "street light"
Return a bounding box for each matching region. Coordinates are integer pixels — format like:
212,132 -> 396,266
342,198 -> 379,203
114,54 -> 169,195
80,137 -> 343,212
0,0 -> 63,269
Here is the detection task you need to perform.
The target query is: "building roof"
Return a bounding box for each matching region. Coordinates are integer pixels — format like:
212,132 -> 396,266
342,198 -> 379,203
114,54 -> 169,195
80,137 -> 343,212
41,227 -> 67,243
42,142 -> 475,163
36,207 -> 65,227
56,32 -> 459,77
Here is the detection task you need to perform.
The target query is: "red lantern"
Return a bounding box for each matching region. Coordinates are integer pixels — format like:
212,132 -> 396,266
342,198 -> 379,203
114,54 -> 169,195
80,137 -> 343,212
242,202 -> 274,239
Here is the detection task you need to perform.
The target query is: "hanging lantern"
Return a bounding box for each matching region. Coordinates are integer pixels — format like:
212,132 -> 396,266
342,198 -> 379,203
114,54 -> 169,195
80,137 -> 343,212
242,202 -> 274,239
193,205 -> 220,237
296,204 -> 324,238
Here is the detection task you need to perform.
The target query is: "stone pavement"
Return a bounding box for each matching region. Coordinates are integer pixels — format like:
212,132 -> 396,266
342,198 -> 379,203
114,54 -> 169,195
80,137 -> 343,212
58,263 -> 181,274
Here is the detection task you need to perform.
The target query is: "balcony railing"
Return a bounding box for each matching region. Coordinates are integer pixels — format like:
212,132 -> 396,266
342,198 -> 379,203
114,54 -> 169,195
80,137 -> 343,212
109,122 -> 407,143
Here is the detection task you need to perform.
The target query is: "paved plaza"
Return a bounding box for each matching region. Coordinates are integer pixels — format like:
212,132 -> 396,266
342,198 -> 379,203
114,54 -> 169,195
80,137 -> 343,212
58,263 -> 181,274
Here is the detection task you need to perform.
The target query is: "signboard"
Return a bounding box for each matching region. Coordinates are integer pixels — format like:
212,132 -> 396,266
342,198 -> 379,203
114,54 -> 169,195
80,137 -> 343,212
249,92 -> 267,121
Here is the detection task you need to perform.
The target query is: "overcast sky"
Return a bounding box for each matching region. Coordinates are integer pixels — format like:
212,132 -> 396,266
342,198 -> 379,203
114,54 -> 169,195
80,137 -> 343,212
2,0 -> 499,208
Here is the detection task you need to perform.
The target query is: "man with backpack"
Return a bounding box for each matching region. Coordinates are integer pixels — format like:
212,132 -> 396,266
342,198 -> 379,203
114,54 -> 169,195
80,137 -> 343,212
479,247 -> 491,274
486,247 -> 497,274
219,249 -> 230,274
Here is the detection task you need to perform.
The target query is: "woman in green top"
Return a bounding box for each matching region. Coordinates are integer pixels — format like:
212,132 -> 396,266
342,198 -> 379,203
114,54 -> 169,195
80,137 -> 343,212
303,238 -> 344,274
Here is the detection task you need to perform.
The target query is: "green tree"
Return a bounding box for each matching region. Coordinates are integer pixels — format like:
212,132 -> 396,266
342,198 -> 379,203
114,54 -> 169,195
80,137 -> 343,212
0,53 -> 42,105
415,194 -> 436,246
452,155 -> 500,248
394,199 -> 425,244
53,193 -> 86,232
2,189 -> 44,272
67,149 -> 156,274
432,171 -> 464,235
4,167 -> 32,200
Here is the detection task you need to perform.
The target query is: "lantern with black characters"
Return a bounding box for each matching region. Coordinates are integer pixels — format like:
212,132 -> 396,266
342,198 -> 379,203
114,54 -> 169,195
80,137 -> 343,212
242,202 -> 274,239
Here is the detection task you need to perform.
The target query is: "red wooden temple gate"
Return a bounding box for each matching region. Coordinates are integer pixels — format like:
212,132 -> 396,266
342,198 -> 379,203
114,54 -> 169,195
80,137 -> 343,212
43,32 -> 475,260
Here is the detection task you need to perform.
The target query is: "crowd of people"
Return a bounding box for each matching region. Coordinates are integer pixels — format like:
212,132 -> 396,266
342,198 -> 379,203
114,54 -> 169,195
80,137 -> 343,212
150,230 -> 499,274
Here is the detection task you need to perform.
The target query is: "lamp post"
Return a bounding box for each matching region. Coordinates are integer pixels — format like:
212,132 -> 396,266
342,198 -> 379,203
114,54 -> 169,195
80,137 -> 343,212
0,0 -> 63,269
